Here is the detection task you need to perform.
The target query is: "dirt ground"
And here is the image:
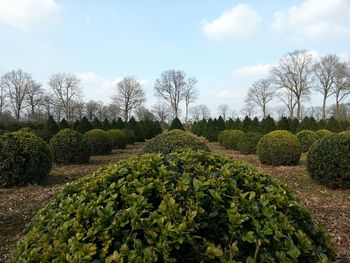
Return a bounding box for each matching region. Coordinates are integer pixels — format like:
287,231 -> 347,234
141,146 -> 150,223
209,141 -> 350,263
0,142 -> 146,263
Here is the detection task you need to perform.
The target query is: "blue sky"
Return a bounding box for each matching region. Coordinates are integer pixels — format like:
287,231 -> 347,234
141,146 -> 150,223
0,0 -> 349,117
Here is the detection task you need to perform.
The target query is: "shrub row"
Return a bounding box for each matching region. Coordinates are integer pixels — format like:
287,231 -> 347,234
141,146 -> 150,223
13,151 -> 335,262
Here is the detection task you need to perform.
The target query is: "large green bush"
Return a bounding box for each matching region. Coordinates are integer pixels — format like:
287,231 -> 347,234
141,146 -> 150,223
84,129 -> 113,155
315,129 -> 333,139
0,132 -> 52,187
296,130 -> 318,153
107,129 -> 127,149
307,134 -> 350,189
237,132 -> 262,155
142,131 -> 209,155
257,130 -> 302,166
339,130 -> 350,136
122,129 -> 136,144
222,130 -> 244,150
49,129 -> 90,164
13,151 -> 335,262
217,130 -> 231,146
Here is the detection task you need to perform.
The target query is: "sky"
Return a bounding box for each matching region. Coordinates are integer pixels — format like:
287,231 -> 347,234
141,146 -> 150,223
0,0 -> 349,118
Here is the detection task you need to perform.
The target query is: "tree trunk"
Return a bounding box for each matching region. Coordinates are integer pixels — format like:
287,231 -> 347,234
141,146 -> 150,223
322,95 -> 327,120
297,99 -> 301,120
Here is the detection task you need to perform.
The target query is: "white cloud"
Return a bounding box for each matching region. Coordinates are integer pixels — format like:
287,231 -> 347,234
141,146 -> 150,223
272,0 -> 350,40
0,0 -> 62,32
233,63 -> 271,79
203,4 -> 262,41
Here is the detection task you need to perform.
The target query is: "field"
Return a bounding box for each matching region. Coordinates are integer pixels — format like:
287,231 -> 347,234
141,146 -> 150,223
1,137 -> 350,262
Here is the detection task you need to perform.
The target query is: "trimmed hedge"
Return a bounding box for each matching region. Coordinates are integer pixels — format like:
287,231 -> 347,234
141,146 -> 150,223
107,129 -> 127,149
315,129 -> 333,139
222,130 -> 244,150
237,132 -> 262,155
13,151 -> 335,262
296,130 -> 318,153
142,131 -> 210,155
122,129 -> 136,145
257,130 -> 302,166
0,132 -> 52,187
307,134 -> 350,189
49,129 -> 90,164
84,129 -> 113,155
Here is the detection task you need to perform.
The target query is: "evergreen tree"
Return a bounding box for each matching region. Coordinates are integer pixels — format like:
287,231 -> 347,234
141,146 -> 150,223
59,118 -> 70,130
298,116 -> 317,131
111,119 -> 118,129
251,117 -> 260,132
127,117 -> 145,142
116,117 -> 124,129
327,116 -> 340,132
77,117 -> 93,134
102,118 -> 111,130
277,117 -> 290,131
242,116 -> 253,132
225,118 -> 234,130
290,118 -> 300,133
233,118 -> 243,130
317,119 -> 327,130
92,117 -> 102,129
216,116 -> 225,132
260,115 -> 276,134
169,117 -> 185,131
72,119 -> 80,131
45,116 -> 59,134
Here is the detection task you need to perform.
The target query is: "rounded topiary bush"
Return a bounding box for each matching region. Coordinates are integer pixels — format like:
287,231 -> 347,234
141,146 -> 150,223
307,134 -> 350,189
237,132 -> 262,155
257,130 -> 302,166
296,130 -> 318,153
49,129 -> 90,164
84,129 -> 112,155
122,129 -> 136,144
339,130 -> 350,136
35,129 -> 52,143
107,129 -> 127,149
217,130 -> 231,146
18,127 -> 35,133
0,132 -> 52,187
222,130 -> 244,150
142,131 -> 210,155
13,151 -> 335,262
315,129 -> 333,139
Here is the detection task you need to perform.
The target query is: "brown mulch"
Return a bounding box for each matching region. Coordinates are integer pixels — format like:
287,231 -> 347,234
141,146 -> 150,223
209,142 -> 350,263
0,142 -> 146,263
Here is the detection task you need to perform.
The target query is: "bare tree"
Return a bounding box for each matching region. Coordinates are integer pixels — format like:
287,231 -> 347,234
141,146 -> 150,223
334,62 -> 350,120
313,55 -> 339,120
113,77 -> 145,121
217,104 -> 230,120
151,101 -> 171,123
276,88 -> 298,119
246,78 -> 274,118
0,81 -> 8,122
26,81 -> 44,122
0,69 -> 34,122
49,73 -> 81,122
190,104 -> 211,121
240,101 -> 256,118
71,99 -> 85,120
154,70 -> 196,118
135,105 -> 154,121
271,50 -> 314,120
183,77 -> 198,124
85,100 -> 100,121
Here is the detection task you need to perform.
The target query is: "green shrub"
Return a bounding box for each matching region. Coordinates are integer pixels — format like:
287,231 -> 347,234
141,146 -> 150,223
18,127 -> 34,133
237,132 -> 262,154
307,134 -> 350,189
257,130 -> 302,166
122,129 -> 136,144
34,129 -> 52,143
339,130 -> 350,136
0,132 -> 52,187
169,117 -> 185,131
315,129 -> 333,139
13,151 -> 335,262
84,129 -> 112,155
49,129 -> 90,164
217,130 -> 231,146
142,131 -> 209,155
107,129 -> 127,149
222,130 -> 244,150
296,130 -> 318,153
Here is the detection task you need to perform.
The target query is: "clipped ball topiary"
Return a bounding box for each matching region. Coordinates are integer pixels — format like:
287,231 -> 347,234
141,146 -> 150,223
0,132 -> 52,187
122,129 -> 136,145
307,134 -> 350,189
257,130 -> 302,166
237,132 -> 262,154
296,130 -> 318,153
142,131 -> 210,155
222,130 -> 244,150
217,130 -> 231,146
107,129 -> 127,149
315,129 -> 333,139
13,151 -> 335,262
84,129 -> 112,155
49,128 -> 90,164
